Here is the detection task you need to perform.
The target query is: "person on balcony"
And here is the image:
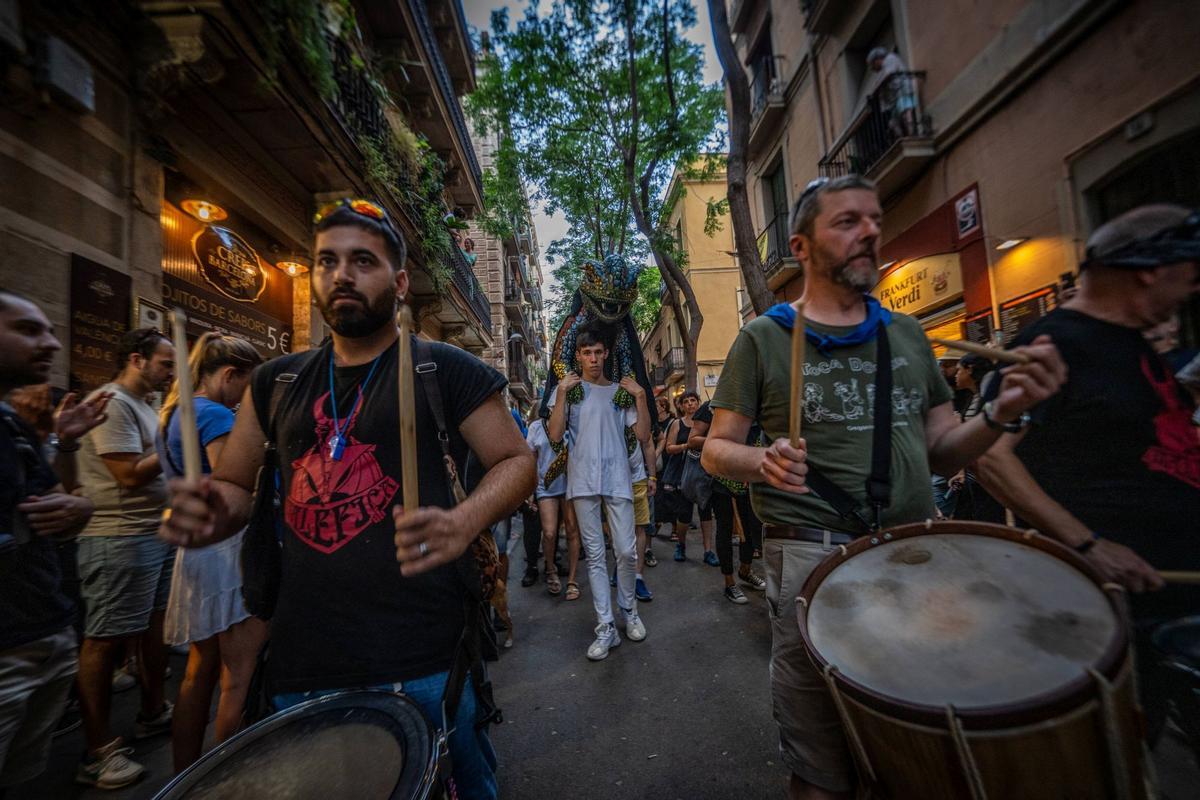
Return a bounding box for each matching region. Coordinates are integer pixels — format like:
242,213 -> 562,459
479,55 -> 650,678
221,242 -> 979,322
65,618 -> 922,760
867,46 -> 916,138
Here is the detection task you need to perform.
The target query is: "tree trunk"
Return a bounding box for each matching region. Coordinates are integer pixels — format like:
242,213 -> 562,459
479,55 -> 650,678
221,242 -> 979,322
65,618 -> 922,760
707,0 -> 776,315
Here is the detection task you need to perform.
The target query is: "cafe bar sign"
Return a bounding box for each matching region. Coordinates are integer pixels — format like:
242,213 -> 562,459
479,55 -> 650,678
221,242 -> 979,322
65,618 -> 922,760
873,253 -> 963,316
192,226 -> 267,302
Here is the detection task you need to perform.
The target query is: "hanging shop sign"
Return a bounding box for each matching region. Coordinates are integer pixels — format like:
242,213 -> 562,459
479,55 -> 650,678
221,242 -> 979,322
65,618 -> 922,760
873,252 -> 963,316
161,196 -> 293,359
69,255 -> 131,393
191,225 -> 268,302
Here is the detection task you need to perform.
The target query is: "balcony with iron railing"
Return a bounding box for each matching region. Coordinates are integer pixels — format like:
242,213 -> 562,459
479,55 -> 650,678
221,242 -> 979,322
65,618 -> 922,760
666,346 -> 686,378
749,54 -> 786,157
447,245 -> 491,329
756,211 -> 793,280
818,71 -> 935,198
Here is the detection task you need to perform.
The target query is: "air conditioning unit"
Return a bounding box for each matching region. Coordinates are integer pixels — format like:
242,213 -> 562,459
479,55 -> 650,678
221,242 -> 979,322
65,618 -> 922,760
37,35 -> 94,113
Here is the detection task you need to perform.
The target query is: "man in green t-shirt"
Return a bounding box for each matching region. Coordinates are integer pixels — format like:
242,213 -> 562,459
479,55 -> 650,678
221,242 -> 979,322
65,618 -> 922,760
703,175 -> 1066,799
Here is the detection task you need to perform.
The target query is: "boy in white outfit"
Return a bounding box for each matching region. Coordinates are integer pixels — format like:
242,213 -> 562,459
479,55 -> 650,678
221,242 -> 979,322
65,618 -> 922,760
548,324 -> 650,660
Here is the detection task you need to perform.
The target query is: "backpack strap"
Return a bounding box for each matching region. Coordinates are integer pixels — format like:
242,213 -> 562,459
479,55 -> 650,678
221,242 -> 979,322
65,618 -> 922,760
410,338 -> 502,733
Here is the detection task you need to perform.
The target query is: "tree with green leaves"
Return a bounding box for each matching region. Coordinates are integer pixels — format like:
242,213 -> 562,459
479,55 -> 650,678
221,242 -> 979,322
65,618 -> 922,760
467,0 -> 725,390
707,0 -> 776,314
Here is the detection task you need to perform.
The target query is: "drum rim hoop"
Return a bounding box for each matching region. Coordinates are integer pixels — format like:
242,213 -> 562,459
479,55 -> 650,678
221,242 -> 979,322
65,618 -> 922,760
152,689 -> 440,800
795,521 -> 1131,731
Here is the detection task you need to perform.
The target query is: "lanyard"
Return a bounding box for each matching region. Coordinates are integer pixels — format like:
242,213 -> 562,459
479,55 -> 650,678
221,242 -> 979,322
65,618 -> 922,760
327,349 -> 383,461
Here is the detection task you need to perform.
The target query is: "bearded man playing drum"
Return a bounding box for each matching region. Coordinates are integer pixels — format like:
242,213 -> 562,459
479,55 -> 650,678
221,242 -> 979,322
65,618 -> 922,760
159,198 -> 536,799
701,175 -> 1067,800
977,204 -> 1200,748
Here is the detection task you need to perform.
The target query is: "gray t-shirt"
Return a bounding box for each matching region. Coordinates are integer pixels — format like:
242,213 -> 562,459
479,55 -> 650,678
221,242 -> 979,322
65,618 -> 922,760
78,382 -> 168,536
712,313 -> 953,532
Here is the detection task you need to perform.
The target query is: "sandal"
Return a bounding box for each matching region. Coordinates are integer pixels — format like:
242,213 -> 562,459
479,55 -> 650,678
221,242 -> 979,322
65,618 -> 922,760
564,581 -> 581,601
546,572 -> 562,596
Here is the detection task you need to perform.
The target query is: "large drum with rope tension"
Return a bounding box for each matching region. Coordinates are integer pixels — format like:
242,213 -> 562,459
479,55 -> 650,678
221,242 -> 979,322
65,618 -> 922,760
796,521 -> 1148,799
153,691 -> 442,800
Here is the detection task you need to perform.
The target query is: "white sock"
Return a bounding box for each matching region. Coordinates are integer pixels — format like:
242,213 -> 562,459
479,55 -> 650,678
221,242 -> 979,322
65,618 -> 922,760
636,573 -> 644,581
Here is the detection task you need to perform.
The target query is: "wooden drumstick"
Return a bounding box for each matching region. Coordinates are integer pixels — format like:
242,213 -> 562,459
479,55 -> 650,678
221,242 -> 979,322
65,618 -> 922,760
930,337 -> 1031,365
1160,571 -> 1200,584
169,308 -> 202,482
397,305 -> 419,513
789,301 -> 806,448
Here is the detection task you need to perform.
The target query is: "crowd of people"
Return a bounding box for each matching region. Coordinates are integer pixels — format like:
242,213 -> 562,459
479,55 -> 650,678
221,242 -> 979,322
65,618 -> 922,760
0,176 -> 1196,800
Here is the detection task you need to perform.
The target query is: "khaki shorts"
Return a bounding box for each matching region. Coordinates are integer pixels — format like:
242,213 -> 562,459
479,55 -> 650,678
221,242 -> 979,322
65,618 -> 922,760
764,538 -> 854,792
632,480 -> 650,527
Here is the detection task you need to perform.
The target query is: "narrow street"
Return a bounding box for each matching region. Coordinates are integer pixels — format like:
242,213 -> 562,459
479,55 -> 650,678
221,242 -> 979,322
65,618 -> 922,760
11,523 -> 1199,799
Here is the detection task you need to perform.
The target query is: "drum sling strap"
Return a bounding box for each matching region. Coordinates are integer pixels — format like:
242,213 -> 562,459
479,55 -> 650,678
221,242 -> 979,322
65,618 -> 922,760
801,322 -> 893,534
412,339 -> 502,736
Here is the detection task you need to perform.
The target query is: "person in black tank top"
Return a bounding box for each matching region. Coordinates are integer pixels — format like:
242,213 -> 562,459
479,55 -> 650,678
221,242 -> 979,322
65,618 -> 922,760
660,391 -> 715,563
159,200 -> 536,800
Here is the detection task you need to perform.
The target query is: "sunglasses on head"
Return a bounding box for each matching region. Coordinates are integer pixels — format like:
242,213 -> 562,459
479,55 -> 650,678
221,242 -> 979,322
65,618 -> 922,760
314,198 -> 391,226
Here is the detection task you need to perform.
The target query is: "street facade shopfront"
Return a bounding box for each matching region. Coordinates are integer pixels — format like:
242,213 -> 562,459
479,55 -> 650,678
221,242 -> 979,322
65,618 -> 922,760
0,0 -> 491,395
731,0 -> 1200,348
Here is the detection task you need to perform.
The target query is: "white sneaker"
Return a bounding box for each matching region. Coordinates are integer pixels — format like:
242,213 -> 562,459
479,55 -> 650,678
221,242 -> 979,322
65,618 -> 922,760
621,608 -> 647,642
76,738 -> 145,789
586,622 -> 621,661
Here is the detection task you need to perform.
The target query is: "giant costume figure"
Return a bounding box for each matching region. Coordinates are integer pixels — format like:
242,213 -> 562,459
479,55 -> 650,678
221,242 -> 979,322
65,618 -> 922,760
538,253 -> 657,489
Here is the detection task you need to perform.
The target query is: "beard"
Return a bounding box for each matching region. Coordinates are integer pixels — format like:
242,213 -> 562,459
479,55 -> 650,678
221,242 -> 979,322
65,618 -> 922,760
317,286 -> 396,337
816,243 -> 879,292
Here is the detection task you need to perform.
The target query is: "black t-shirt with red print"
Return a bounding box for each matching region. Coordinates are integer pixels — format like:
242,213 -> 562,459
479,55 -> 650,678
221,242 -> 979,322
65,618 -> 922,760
251,336 -> 505,693
998,309 -> 1200,619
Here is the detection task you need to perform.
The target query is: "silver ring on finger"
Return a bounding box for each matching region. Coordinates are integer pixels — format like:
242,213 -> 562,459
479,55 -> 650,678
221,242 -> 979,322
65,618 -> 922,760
418,541 -> 429,557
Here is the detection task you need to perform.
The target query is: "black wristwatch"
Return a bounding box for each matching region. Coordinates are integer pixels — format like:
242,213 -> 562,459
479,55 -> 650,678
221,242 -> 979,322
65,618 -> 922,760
982,401 -> 1031,433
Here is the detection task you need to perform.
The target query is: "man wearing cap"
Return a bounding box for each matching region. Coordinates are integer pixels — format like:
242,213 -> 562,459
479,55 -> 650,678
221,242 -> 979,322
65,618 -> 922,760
978,203 -> 1200,744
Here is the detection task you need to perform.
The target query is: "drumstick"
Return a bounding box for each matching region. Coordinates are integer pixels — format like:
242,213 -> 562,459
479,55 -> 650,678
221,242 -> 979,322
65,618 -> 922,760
1160,571 -> 1200,584
396,305 -> 419,513
930,337 -> 1030,365
789,301 -> 806,448
169,308 -> 202,482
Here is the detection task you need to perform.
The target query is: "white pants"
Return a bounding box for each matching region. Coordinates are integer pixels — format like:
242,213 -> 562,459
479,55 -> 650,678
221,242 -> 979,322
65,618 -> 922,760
572,495 -> 637,625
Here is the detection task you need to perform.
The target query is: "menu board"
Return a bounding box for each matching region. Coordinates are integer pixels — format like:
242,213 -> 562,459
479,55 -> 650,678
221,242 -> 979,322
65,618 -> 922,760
999,285 -> 1057,344
964,309 -> 995,345
69,255 -> 131,393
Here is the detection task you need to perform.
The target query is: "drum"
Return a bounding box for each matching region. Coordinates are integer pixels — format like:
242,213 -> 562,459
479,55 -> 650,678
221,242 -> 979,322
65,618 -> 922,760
153,690 -> 442,800
796,521 -> 1147,800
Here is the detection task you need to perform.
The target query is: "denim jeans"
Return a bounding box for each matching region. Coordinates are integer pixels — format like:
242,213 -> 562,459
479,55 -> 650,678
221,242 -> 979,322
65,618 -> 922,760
272,670 -> 498,800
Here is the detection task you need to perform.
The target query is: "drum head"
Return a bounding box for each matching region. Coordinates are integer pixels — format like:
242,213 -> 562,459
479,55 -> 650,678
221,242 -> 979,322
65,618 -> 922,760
804,530 -> 1120,710
154,691 -> 436,800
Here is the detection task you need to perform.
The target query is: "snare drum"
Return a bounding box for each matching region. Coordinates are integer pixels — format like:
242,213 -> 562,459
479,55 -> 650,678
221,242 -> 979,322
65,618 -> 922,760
797,521 -> 1148,799
154,690 -> 442,800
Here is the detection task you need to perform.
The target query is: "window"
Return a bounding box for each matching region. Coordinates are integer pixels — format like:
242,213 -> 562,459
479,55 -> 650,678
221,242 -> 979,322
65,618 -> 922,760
748,23 -> 776,118
759,158 -> 789,267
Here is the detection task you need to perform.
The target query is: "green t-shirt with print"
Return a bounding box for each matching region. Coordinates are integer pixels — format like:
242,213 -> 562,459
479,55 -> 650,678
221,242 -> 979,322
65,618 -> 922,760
711,312 -> 953,532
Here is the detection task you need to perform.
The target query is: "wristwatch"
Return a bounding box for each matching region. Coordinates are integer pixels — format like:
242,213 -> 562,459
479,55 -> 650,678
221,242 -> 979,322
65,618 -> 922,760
49,434 -> 80,453
982,401 -> 1031,433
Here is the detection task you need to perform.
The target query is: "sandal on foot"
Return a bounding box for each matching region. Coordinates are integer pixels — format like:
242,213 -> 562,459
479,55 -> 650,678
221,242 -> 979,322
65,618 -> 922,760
547,572 -> 562,596
564,581 -> 581,601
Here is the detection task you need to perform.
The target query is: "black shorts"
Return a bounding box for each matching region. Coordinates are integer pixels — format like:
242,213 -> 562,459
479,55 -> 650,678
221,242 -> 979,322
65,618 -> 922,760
657,489 -> 712,524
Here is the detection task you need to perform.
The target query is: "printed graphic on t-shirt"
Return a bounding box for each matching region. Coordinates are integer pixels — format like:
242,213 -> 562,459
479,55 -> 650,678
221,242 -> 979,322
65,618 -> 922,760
1140,355 -> 1200,489
284,392 -> 399,554
802,355 -> 921,432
